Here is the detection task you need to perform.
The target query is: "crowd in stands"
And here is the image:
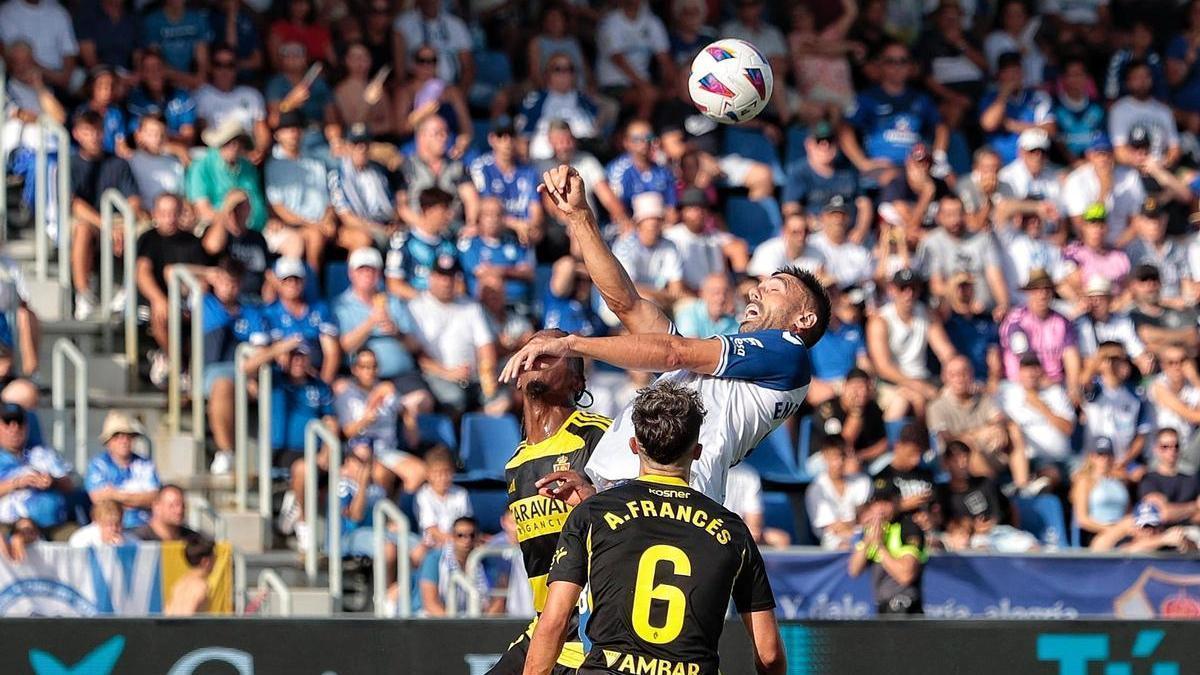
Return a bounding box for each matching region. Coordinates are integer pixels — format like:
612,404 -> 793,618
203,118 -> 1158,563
4,0 -> 1200,615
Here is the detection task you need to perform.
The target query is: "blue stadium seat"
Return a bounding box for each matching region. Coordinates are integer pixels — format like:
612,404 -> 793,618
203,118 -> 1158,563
469,50 -> 513,110
721,126 -> 783,183
1014,495 -> 1068,547
725,196 -> 782,249
323,261 -> 350,300
458,413 -> 521,482
467,489 -> 509,534
761,491 -> 798,543
744,425 -> 805,484
416,413 -> 458,451
470,118 -> 492,156
784,125 -> 808,173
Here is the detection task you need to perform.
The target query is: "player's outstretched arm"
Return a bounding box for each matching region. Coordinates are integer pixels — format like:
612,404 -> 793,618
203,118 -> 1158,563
522,580 -> 584,675
500,332 -> 722,383
741,609 -> 786,675
539,165 -> 672,335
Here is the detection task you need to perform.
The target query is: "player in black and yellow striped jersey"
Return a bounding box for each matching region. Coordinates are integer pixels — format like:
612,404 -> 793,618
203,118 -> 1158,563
523,382 -> 785,675
487,330 -> 611,675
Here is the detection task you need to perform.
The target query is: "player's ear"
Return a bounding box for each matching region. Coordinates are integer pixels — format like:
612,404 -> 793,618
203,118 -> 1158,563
793,311 -> 817,332
628,437 -> 640,456
692,443 -> 702,460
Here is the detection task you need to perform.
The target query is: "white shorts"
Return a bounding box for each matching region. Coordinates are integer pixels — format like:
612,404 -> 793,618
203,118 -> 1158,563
718,154 -> 758,186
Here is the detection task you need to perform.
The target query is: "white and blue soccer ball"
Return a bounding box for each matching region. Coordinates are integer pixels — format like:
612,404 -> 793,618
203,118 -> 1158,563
687,38 -> 774,124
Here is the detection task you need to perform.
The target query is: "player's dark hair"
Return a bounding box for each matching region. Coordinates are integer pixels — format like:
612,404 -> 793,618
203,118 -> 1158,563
774,266 -> 831,345
631,382 -> 706,466
184,537 -> 215,567
419,187 -> 454,212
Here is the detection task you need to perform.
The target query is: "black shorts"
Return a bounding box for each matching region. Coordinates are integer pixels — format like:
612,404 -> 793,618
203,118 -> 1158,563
391,371 -> 430,397
486,628 -> 578,675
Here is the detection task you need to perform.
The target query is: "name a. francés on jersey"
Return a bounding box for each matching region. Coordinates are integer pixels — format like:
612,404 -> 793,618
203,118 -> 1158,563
601,495 -> 732,545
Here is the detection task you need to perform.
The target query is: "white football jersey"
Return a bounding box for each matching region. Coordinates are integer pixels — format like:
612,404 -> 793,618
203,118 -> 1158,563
584,330 -> 811,503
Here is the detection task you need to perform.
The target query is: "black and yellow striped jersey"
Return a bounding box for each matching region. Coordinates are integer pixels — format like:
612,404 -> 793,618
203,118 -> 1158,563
548,475 -> 775,675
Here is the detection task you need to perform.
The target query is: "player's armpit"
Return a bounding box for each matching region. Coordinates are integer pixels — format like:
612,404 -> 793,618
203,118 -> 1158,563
522,581 -> 584,675
741,609 -> 786,675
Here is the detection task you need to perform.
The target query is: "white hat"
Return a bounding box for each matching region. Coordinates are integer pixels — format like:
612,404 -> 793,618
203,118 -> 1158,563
348,247 -> 383,270
631,192 -> 665,223
201,117 -> 250,149
99,411 -> 144,443
273,257 -> 306,280
1084,276 -> 1112,297
1018,128 -> 1050,152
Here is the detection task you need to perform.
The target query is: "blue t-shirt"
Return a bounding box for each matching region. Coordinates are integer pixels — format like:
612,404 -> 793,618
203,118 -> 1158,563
262,301 -> 337,368
202,294 -> 266,365
139,9 -> 213,73
542,289 -> 606,338
270,371 -> 334,452
711,330 -> 812,392
781,161 -> 861,218
83,452 -> 160,529
126,86 -> 197,136
0,445 -> 71,527
208,11 -> 260,62
331,290 -> 417,379
458,234 -> 534,301
469,154 -> 539,219
1168,35 -> 1200,112
1054,96 -> 1106,158
74,104 -> 126,155
384,230 -> 459,293
846,86 -> 941,165
265,74 -> 334,125
979,87 -> 1054,164
945,312 -> 1000,382
75,1 -> 137,69
808,322 -> 865,381
337,472 -> 385,532
606,153 -> 677,211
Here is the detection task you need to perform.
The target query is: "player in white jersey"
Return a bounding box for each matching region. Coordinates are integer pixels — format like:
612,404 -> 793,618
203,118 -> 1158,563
500,165 -> 831,503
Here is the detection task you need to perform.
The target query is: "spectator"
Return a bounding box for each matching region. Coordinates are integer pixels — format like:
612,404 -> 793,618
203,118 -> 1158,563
782,122 -> 869,231
1105,19 -> 1166,102
201,257 -> 265,474
664,188 -> 746,293
129,114 -> 186,207
265,41 -> 335,133
1138,428 -> 1200,509
1074,277 -> 1151,375
746,213 -> 824,280
135,193 -> 212,388
1110,60 -> 1180,167
606,119 -> 677,221
74,67 -> 128,157
1167,0 -> 1200,118
396,117 -> 479,229
1148,345 -> 1200,474
806,439 -> 870,550
164,538 -> 216,615
938,440 -> 1008,530
84,412 -> 158,529
414,447 -> 471,547
518,52 -> 600,162
997,129 -> 1062,207
528,3 -> 591,90
917,194 -> 1009,316
0,240 -> 38,392
998,351 -> 1077,488
611,193 -> 685,305
847,490 -> 927,615
984,0 -> 1046,87
1129,263 -> 1200,356
980,52 -> 1055,167
126,50 -> 198,151
193,44 -> 272,162
913,0 -> 985,114
459,197 -> 535,303
479,274 -> 535,365
1125,199 -> 1193,306
928,356 -> 1014,483
0,403 -> 73,537
595,0 -> 672,120
335,439 -> 408,588
208,0 -> 263,78
393,0 -> 475,90
1082,341 -> 1154,470
789,0 -> 859,118
132,484 -> 199,542
808,196 -> 873,290
418,516 -> 503,616
75,0 -> 136,71
537,120 -> 629,239
408,257 -> 500,416
942,271 -> 1002,388
999,269 -> 1082,401
359,0 -> 396,79
867,269 -> 957,420
998,212 -> 1069,305
723,464 -> 790,549
200,190 -> 272,300
1062,137 -> 1144,245
1070,437 -> 1130,545
68,500 -> 129,547
674,273 -> 738,339
807,288 -> 872,403
263,257 -> 339,384
542,257 -> 607,338
69,110 -> 141,320
186,119 -> 269,233
1056,55 -> 1107,162
0,0 -> 78,91
812,368 -> 888,471
719,0 -> 788,87
872,423 -> 937,522
139,0 -> 212,88
1090,501 -> 1198,553
333,44 -> 396,139
386,187 -> 460,300
878,144 -> 952,233
267,0 -> 334,68
1,41 -> 66,136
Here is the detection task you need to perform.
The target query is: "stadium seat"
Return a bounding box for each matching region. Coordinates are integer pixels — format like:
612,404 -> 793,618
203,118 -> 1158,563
415,413 -> 458,451
1014,494 -> 1068,547
467,489 -> 510,534
725,196 -> 782,249
761,491 -> 798,543
721,126 -> 783,183
797,415 -> 812,468
783,125 -> 808,173
323,261 -> 350,300
470,118 -> 493,156
457,413 -> 521,482
744,425 -> 806,484
468,50 -> 513,110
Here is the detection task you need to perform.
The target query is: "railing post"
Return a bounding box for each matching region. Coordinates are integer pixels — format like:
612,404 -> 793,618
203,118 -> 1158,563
233,344 -> 253,512
33,117 -> 70,309
303,419 -> 342,606
0,60 -> 7,242
465,545 -> 518,617
233,549 -> 246,615
257,364 -> 272,521
372,500 -> 412,618
50,339 -> 88,471
257,569 -> 293,616
167,266 -> 204,445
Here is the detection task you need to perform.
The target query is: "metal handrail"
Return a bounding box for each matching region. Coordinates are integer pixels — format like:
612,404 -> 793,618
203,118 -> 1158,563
50,339 -> 87,471
372,500 -> 412,618
0,59 -> 8,242
303,419 -> 342,606
233,344 -> 254,512
464,544 -> 519,617
445,570 -> 481,618
167,266 -> 204,444
233,549 -> 247,615
257,569 -> 293,616
98,189 -> 138,379
34,115 -> 69,287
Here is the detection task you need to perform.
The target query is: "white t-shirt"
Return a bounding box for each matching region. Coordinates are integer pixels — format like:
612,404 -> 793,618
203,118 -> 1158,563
722,464 -> 764,517
414,484 -> 472,544
717,20 -> 787,59
1075,312 -> 1146,358
407,293 -> 495,376
997,158 -> 1062,203
393,10 -> 472,84
612,234 -> 684,290
996,381 -> 1076,461
68,523 -> 131,548
129,151 -> 184,204
1109,96 -> 1179,161
808,232 -> 872,288
1150,375 -> 1200,450
997,227 -> 1070,302
1062,164 -> 1145,244
595,6 -> 669,88
804,472 -> 870,548
0,0 -> 77,70
663,224 -> 728,291
1083,382 -> 1155,458
984,28 -> 1046,87
746,236 -> 824,279
193,84 -> 266,133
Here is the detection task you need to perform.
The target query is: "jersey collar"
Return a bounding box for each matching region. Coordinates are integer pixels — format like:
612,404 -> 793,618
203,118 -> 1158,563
636,474 -> 689,488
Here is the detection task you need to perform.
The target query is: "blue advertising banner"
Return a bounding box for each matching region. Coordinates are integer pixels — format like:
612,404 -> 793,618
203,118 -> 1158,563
764,551 -> 1200,619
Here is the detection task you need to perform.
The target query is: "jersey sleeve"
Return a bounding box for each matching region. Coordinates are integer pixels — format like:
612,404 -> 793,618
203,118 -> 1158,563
711,330 -> 812,392
730,533 -> 776,614
547,504 -> 591,588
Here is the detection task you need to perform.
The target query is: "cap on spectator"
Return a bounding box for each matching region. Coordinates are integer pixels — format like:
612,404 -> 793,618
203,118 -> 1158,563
1134,262 -> 1161,282
1134,501 -> 1163,528
491,115 -> 517,136
277,110 -> 306,130
1141,196 -> 1164,218
1086,132 -> 1113,153
348,247 -> 383,270
1018,351 -> 1042,368
99,411 -> 144,443
908,143 -> 931,163
1089,436 -> 1114,455
346,123 -> 372,145
996,51 -> 1022,70
950,270 -> 974,287
632,192 -> 666,223
291,341 -> 313,357
1082,202 -> 1108,223
273,257 -> 306,280
679,187 -> 708,208
0,402 -> 25,425
201,118 -> 250,149
1021,268 -> 1054,290
1018,128 -> 1050,152
823,195 -> 849,214
1084,277 -> 1112,296
845,286 -> 867,305
1129,125 -> 1151,149
891,268 -> 921,287
431,254 -> 461,276
811,120 -> 835,141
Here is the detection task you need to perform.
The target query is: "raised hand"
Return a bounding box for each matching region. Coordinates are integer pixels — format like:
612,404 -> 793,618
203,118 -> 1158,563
498,333 -> 571,383
538,165 -> 588,220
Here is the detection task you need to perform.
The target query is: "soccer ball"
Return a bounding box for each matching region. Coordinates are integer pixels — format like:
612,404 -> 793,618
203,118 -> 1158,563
687,38 -> 774,124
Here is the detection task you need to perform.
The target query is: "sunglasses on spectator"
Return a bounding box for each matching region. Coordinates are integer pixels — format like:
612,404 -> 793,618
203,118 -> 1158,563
355,361 -> 379,370
453,530 -> 476,539
1164,358 -> 1185,366
1159,442 -> 1179,449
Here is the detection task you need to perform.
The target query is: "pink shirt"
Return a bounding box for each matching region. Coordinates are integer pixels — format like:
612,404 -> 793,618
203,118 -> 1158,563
1063,243 -> 1131,290
999,306 -> 1077,382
